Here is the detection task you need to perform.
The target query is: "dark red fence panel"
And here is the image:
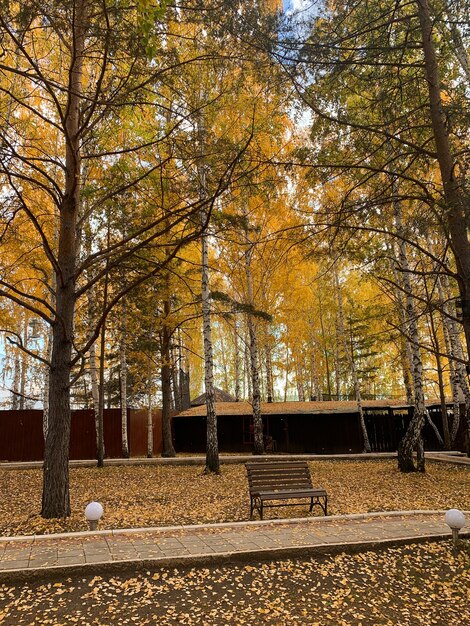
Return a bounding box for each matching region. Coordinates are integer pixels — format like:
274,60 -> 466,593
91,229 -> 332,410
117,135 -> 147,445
0,408 -> 158,462
0,410 -> 44,462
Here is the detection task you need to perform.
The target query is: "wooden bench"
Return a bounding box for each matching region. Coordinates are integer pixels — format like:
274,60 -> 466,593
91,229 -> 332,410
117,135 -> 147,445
246,461 -> 328,520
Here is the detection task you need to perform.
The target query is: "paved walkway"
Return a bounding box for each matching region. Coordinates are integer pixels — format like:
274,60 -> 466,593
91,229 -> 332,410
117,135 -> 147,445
0,511 -> 468,581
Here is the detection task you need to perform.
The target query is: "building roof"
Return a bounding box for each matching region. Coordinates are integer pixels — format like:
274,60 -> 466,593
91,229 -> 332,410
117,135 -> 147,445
176,399 -> 445,418
190,387 -> 237,407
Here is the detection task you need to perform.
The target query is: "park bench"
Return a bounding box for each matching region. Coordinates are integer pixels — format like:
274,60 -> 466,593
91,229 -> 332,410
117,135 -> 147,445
246,461 -> 328,520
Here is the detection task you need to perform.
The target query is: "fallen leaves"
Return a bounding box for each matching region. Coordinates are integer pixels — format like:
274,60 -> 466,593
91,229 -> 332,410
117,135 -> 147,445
0,460 -> 467,536
0,542 -> 469,625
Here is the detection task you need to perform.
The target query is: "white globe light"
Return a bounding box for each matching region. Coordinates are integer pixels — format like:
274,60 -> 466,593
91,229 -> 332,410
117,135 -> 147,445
445,509 -> 466,530
85,501 -> 104,522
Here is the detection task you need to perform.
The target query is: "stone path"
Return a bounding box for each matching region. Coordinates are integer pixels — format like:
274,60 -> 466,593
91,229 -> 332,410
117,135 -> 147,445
0,511 -> 468,581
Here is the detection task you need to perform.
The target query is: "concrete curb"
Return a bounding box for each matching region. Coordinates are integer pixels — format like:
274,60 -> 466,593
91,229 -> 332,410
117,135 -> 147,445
0,453 -> 398,470
1,531 -> 468,584
1,509 -> 469,543
1,451 -> 467,471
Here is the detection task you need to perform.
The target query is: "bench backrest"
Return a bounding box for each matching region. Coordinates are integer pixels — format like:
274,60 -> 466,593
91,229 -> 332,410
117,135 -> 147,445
246,461 -> 313,493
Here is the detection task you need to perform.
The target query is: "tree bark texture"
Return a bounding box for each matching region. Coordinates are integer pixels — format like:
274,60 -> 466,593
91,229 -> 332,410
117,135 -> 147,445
234,317 -> 242,401
265,343 -> 274,403
42,0 -> 86,518
393,205 -> 427,472
119,299 -> 129,458
197,121 -> 219,472
147,359 -> 154,458
417,0 -> 470,366
244,212 -> 264,455
161,295 -> 176,457
201,207 -> 219,473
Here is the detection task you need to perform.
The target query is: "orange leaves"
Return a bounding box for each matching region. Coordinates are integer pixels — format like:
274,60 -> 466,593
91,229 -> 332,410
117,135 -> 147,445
0,460 -> 468,537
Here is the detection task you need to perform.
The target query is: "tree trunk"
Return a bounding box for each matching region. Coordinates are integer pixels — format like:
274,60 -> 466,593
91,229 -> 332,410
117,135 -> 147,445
390,256 -> 415,405
334,317 -> 341,399
243,210 -> 264,455
296,361 -> 305,402
334,265 -> 371,453
265,343 -> 274,403
161,294 -> 176,457
424,279 -> 450,448
197,119 -> 219,472
245,337 -> 252,400
97,315 -> 106,467
201,211 -> 218,472
283,340 -> 289,402
439,272 -> 470,446
19,316 -> 28,410
443,0 -> 470,84
392,203 -> 426,472
11,353 -> 20,410
41,0 -> 85,518
318,299 -> 332,399
417,0 -> 470,375
147,359 -> 154,458
89,341 -> 100,449
119,299 -> 129,458
234,317 -> 242,401
96,255 -> 109,468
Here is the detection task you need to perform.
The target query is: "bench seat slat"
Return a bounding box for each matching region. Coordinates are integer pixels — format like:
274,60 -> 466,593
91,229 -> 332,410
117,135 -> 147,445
256,490 -> 327,500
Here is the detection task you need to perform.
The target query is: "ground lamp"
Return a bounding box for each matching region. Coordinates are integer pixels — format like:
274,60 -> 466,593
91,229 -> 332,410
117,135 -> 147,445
85,501 -> 104,531
445,509 -> 466,545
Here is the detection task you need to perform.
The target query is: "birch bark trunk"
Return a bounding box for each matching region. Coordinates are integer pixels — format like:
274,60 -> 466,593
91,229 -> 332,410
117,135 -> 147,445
318,300 -> 332,398
19,317 -> 28,410
443,0 -> 470,84
197,118 -> 219,473
147,359 -> 153,458
423,279 -> 449,448
89,341 -> 100,449
243,210 -> 264,455
245,338 -> 252,400
393,203 -> 427,472
334,318 -> 341,399
11,354 -> 20,410
334,265 -> 371,453
201,205 -> 218,472
234,317 -> 242,401
390,255 -> 415,405
119,299 -> 129,458
439,273 -> 470,444
265,343 -> 274,403
161,294 -> 176,457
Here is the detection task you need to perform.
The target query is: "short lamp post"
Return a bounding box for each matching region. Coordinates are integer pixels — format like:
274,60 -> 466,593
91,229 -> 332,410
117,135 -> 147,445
445,509 -> 466,546
85,501 -> 104,531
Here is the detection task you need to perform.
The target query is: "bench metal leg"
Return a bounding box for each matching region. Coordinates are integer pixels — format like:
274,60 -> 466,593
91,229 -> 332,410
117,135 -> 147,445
309,496 -> 328,516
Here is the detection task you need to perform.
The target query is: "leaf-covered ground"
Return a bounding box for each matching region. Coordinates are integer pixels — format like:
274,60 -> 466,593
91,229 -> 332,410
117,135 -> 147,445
0,460 -> 468,536
0,542 -> 468,625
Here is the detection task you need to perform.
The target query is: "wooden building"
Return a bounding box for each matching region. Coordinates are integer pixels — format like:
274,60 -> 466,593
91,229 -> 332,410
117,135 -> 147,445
172,400 -> 467,454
